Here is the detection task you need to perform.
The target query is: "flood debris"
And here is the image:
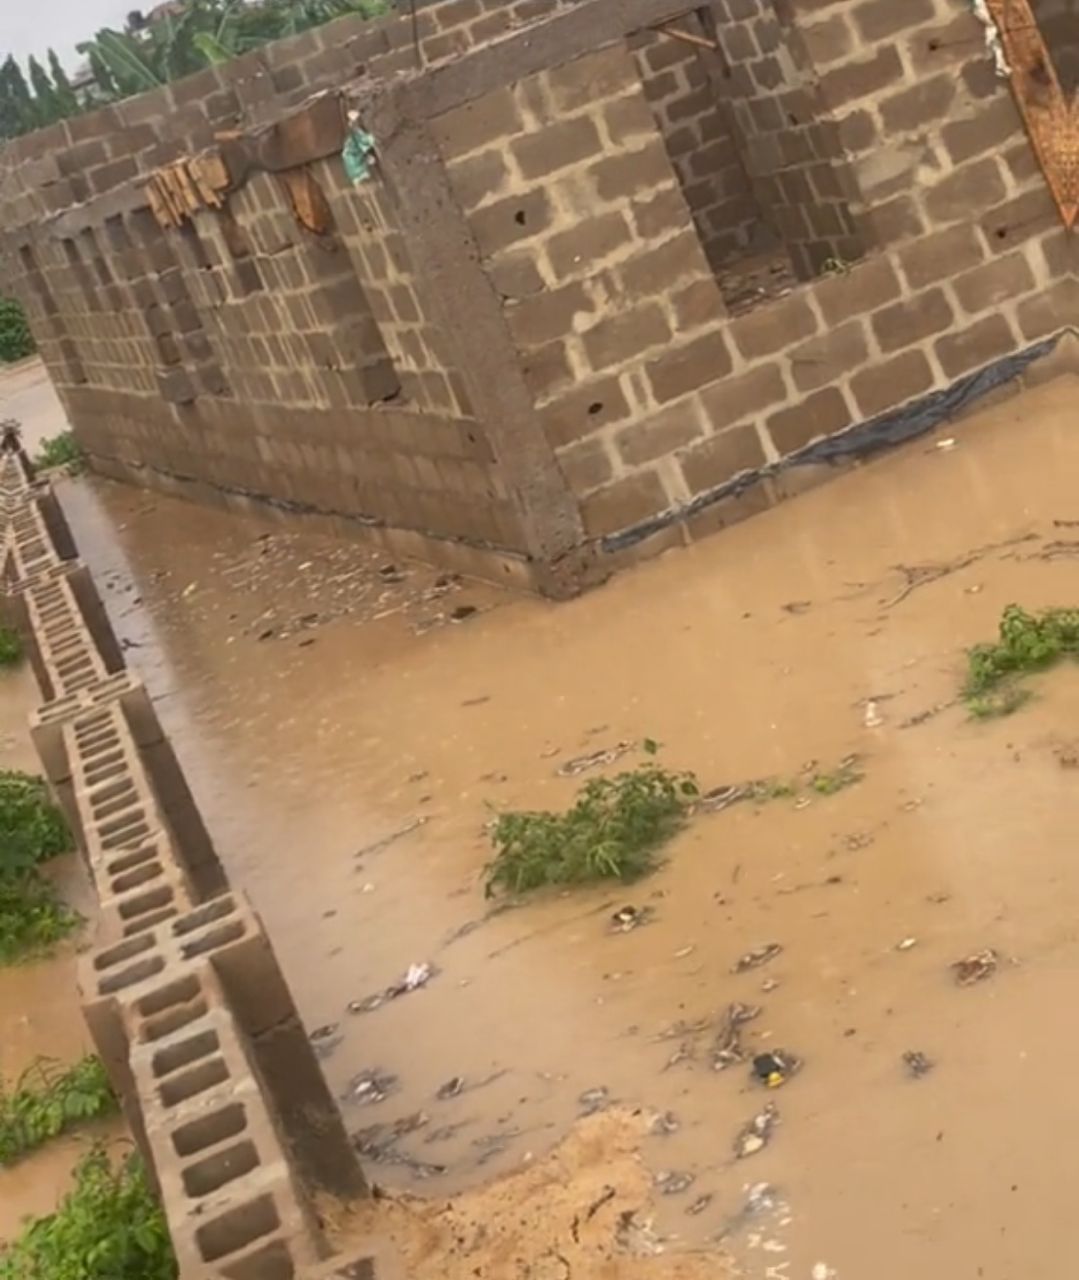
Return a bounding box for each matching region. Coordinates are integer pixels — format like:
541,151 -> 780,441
900,701 -> 952,728
348,961 -> 438,1015
436,1076 -> 465,1101
715,1181 -> 786,1242
473,1128 -> 523,1166
556,741 -> 633,777
686,1193 -> 714,1217
751,1050 -> 801,1089
610,904 -> 654,933
343,1068 -> 398,1106
903,1051 -> 934,1078
353,1110 -> 429,1160
648,1110 -> 680,1136
952,948 -> 998,986
308,1023 -> 342,1059
733,943 -> 783,973
654,1169 -> 695,1196
734,1103 -> 779,1158
578,1086 -> 611,1116
896,936 -> 918,951
425,1120 -> 474,1144
353,815 -> 430,860
352,1113 -> 448,1178
712,1002 -> 761,1071
614,1209 -> 666,1256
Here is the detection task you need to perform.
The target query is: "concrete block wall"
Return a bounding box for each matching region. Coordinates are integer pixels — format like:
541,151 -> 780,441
0,443 -> 378,1276
631,22 -> 760,269
711,0 -> 868,278
434,43 -> 734,539
1,0 -> 1076,595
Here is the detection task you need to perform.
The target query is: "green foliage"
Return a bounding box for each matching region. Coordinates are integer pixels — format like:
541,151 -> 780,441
809,758 -> 863,795
966,687 -> 1033,720
746,756 -> 862,802
0,771 -> 75,965
485,765 -> 699,896
0,298 -> 35,364
35,432 -> 83,473
0,771 -> 70,878
48,50 -> 79,117
0,1148 -> 177,1280
963,604 -> 1079,715
0,56 -> 35,139
1,0 -> 392,137
0,627 -> 22,668
27,57 -> 58,124
77,0 -> 392,102
0,873 -> 80,965
0,1057 -> 117,1166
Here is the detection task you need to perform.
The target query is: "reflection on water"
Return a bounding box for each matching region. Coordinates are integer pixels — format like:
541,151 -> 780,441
13,370 -> 1079,1276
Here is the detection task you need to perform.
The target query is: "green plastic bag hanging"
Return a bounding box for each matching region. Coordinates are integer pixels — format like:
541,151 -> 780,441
342,110 -> 377,186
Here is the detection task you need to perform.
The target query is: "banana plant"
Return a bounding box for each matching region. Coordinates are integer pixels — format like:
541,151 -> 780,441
77,0 -> 395,101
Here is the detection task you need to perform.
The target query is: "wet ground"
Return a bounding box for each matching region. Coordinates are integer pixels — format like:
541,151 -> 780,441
5,357 -> 1079,1277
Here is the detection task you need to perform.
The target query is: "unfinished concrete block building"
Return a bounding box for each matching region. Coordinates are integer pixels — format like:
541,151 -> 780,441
1,0 -> 1076,595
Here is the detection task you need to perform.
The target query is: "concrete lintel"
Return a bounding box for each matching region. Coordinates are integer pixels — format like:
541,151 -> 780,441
47,182 -> 153,241
365,0 -> 703,127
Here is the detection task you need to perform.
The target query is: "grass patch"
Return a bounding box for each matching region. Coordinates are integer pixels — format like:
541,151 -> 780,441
0,874 -> 80,965
0,1057 -> 117,1166
966,687 -> 1033,720
963,604 -> 1079,715
0,771 -> 77,965
746,755 -> 863,802
0,627 -> 22,668
0,771 -> 70,878
34,432 -> 82,473
485,764 -> 699,896
808,757 -> 863,795
0,1148 -> 176,1280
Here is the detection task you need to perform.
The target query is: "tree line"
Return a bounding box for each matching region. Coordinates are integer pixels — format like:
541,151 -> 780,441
0,0 -> 391,141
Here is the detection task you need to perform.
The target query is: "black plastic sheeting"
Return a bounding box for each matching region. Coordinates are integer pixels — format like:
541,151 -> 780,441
602,332 -> 1065,554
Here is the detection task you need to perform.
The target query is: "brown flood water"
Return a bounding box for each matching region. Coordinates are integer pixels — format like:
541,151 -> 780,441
0,664 -> 123,1243
7,357 -> 1079,1276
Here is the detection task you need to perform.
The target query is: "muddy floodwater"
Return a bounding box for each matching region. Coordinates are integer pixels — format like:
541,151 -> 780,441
0,660 -> 121,1242
6,357 -> 1079,1276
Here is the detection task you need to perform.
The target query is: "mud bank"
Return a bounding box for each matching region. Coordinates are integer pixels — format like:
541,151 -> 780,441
9,361 -> 1079,1276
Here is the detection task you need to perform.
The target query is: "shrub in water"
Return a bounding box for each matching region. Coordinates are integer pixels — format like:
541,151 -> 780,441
964,604 -> 1079,715
0,1148 -> 176,1280
0,298 -> 34,364
0,1056 -> 117,1166
485,764 -> 698,896
0,627 -> 22,668
0,771 -> 70,878
35,432 -> 82,472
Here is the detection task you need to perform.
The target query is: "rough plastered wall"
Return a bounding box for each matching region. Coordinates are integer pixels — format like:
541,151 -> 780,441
630,22 -> 760,268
